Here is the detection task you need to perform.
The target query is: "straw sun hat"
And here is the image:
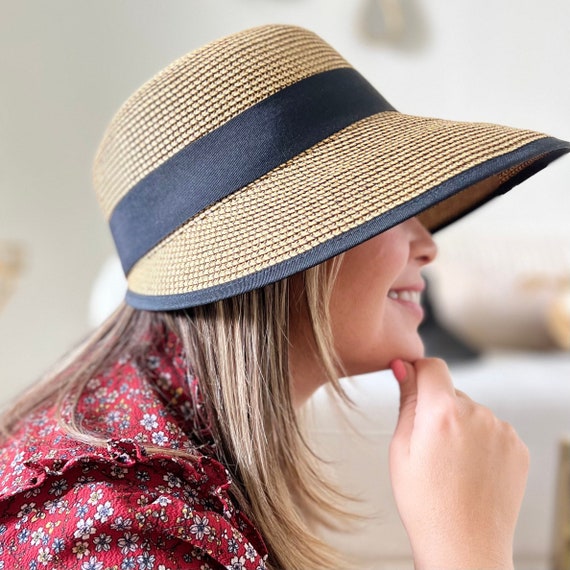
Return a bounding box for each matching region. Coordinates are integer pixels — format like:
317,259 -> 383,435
93,24 -> 569,311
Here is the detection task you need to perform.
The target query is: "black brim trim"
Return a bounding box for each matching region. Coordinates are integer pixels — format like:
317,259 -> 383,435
110,67 -> 394,275
126,135 -> 570,311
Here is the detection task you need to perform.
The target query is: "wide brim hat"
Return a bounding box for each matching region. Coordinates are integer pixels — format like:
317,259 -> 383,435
93,24 -> 570,311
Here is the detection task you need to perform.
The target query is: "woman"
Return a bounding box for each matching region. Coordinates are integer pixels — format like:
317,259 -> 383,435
0,24 -> 568,570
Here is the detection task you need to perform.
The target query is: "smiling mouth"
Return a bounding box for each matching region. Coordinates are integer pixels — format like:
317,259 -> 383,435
387,290 -> 422,304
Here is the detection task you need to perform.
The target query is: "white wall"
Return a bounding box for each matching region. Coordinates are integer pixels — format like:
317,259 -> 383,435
1,0 -> 569,402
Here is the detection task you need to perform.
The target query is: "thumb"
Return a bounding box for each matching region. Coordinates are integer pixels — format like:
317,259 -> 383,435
390,359 -> 418,442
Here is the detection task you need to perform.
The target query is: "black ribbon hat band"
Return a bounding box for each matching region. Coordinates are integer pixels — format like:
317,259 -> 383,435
110,67 -> 394,275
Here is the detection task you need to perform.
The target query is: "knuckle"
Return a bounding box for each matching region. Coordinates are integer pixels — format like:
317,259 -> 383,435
429,396 -> 462,428
500,420 -> 523,443
501,420 -> 517,435
422,357 -> 450,374
499,421 -> 530,459
454,388 -> 473,402
432,393 -> 457,414
473,403 -> 497,424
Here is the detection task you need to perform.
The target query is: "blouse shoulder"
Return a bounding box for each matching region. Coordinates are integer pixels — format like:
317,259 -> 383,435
0,438 -> 267,569
0,336 -> 268,569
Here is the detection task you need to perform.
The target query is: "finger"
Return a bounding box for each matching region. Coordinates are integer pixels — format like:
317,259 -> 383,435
391,359 -> 418,442
413,358 -> 457,409
454,388 -> 474,401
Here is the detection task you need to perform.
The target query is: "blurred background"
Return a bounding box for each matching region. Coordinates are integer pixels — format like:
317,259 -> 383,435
1,1 -> 569,568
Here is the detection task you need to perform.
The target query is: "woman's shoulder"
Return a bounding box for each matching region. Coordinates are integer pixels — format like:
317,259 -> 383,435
0,346 -> 204,498
0,436 -> 267,568
0,346 -> 268,568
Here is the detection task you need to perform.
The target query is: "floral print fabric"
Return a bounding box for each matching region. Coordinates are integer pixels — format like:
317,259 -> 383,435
0,334 -> 268,569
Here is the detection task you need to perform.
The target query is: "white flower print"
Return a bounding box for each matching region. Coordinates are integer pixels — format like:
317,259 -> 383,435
106,410 -> 121,423
189,514 -> 211,541
93,532 -> 112,552
75,503 -> 89,518
10,451 -> 25,467
163,472 -> 182,488
17,528 -> 30,543
105,389 -> 119,402
147,355 -> 160,369
227,538 -> 238,554
109,465 -> 128,478
37,547 -> 53,565
17,502 -> 36,521
118,531 -> 140,554
151,431 -> 168,446
86,377 -> 101,390
154,495 -> 171,507
228,556 -> 246,570
137,551 -> 156,570
52,537 -> 65,553
245,543 -> 257,562
140,414 -> 158,431
87,489 -> 104,505
135,469 -> 151,482
118,419 -> 130,431
45,498 -> 67,514
49,479 -> 68,496
74,517 -> 96,540
110,516 -> 133,530
81,556 -> 104,570
121,557 -> 136,570
30,527 -> 47,547
72,541 -> 90,559
39,425 -> 55,437
94,501 -> 114,523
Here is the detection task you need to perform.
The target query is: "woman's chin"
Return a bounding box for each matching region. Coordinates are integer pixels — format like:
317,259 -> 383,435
388,337 -> 426,367
341,334 -> 426,376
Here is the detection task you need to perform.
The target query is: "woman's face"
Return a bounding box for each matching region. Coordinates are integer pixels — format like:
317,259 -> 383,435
329,217 -> 437,376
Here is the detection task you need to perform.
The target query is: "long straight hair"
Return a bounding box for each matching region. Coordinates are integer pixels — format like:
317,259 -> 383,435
0,253 -> 357,569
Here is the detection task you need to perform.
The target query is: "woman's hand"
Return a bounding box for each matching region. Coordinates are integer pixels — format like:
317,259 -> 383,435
388,358 -> 530,570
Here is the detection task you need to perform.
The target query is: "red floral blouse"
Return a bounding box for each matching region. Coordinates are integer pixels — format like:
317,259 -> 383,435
0,334 -> 268,569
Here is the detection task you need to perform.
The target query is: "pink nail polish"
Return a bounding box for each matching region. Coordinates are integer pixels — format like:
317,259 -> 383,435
390,359 -> 407,383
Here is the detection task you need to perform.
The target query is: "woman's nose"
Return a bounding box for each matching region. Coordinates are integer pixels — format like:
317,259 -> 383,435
409,217 -> 438,265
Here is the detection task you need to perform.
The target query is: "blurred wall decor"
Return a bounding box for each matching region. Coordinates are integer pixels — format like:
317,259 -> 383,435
357,0 -> 429,51
548,284 -> 570,350
0,241 -> 24,314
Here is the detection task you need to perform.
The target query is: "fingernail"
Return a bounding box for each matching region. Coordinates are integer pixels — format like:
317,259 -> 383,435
390,359 -> 407,383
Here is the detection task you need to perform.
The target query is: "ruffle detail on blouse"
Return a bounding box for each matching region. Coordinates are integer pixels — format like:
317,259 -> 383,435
2,437 -> 267,564
14,438 -> 224,498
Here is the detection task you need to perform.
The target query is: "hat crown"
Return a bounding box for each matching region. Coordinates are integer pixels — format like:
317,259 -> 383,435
93,25 -> 349,221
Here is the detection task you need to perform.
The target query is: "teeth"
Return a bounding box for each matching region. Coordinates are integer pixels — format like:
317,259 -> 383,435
388,290 -> 421,304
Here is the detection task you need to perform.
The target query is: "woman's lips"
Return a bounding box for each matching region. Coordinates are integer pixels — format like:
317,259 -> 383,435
387,289 -> 422,304
387,288 -> 424,320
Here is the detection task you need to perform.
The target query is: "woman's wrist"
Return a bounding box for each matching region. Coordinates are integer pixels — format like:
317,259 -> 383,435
412,537 -> 514,570
411,542 -> 514,570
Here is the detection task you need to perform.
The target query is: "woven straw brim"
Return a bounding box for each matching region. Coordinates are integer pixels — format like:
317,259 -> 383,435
125,110 -> 567,307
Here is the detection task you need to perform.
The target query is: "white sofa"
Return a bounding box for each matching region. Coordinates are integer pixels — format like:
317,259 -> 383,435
309,352 -> 570,570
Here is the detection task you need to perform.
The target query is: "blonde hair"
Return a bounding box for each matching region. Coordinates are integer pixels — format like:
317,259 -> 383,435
0,254 -> 357,570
